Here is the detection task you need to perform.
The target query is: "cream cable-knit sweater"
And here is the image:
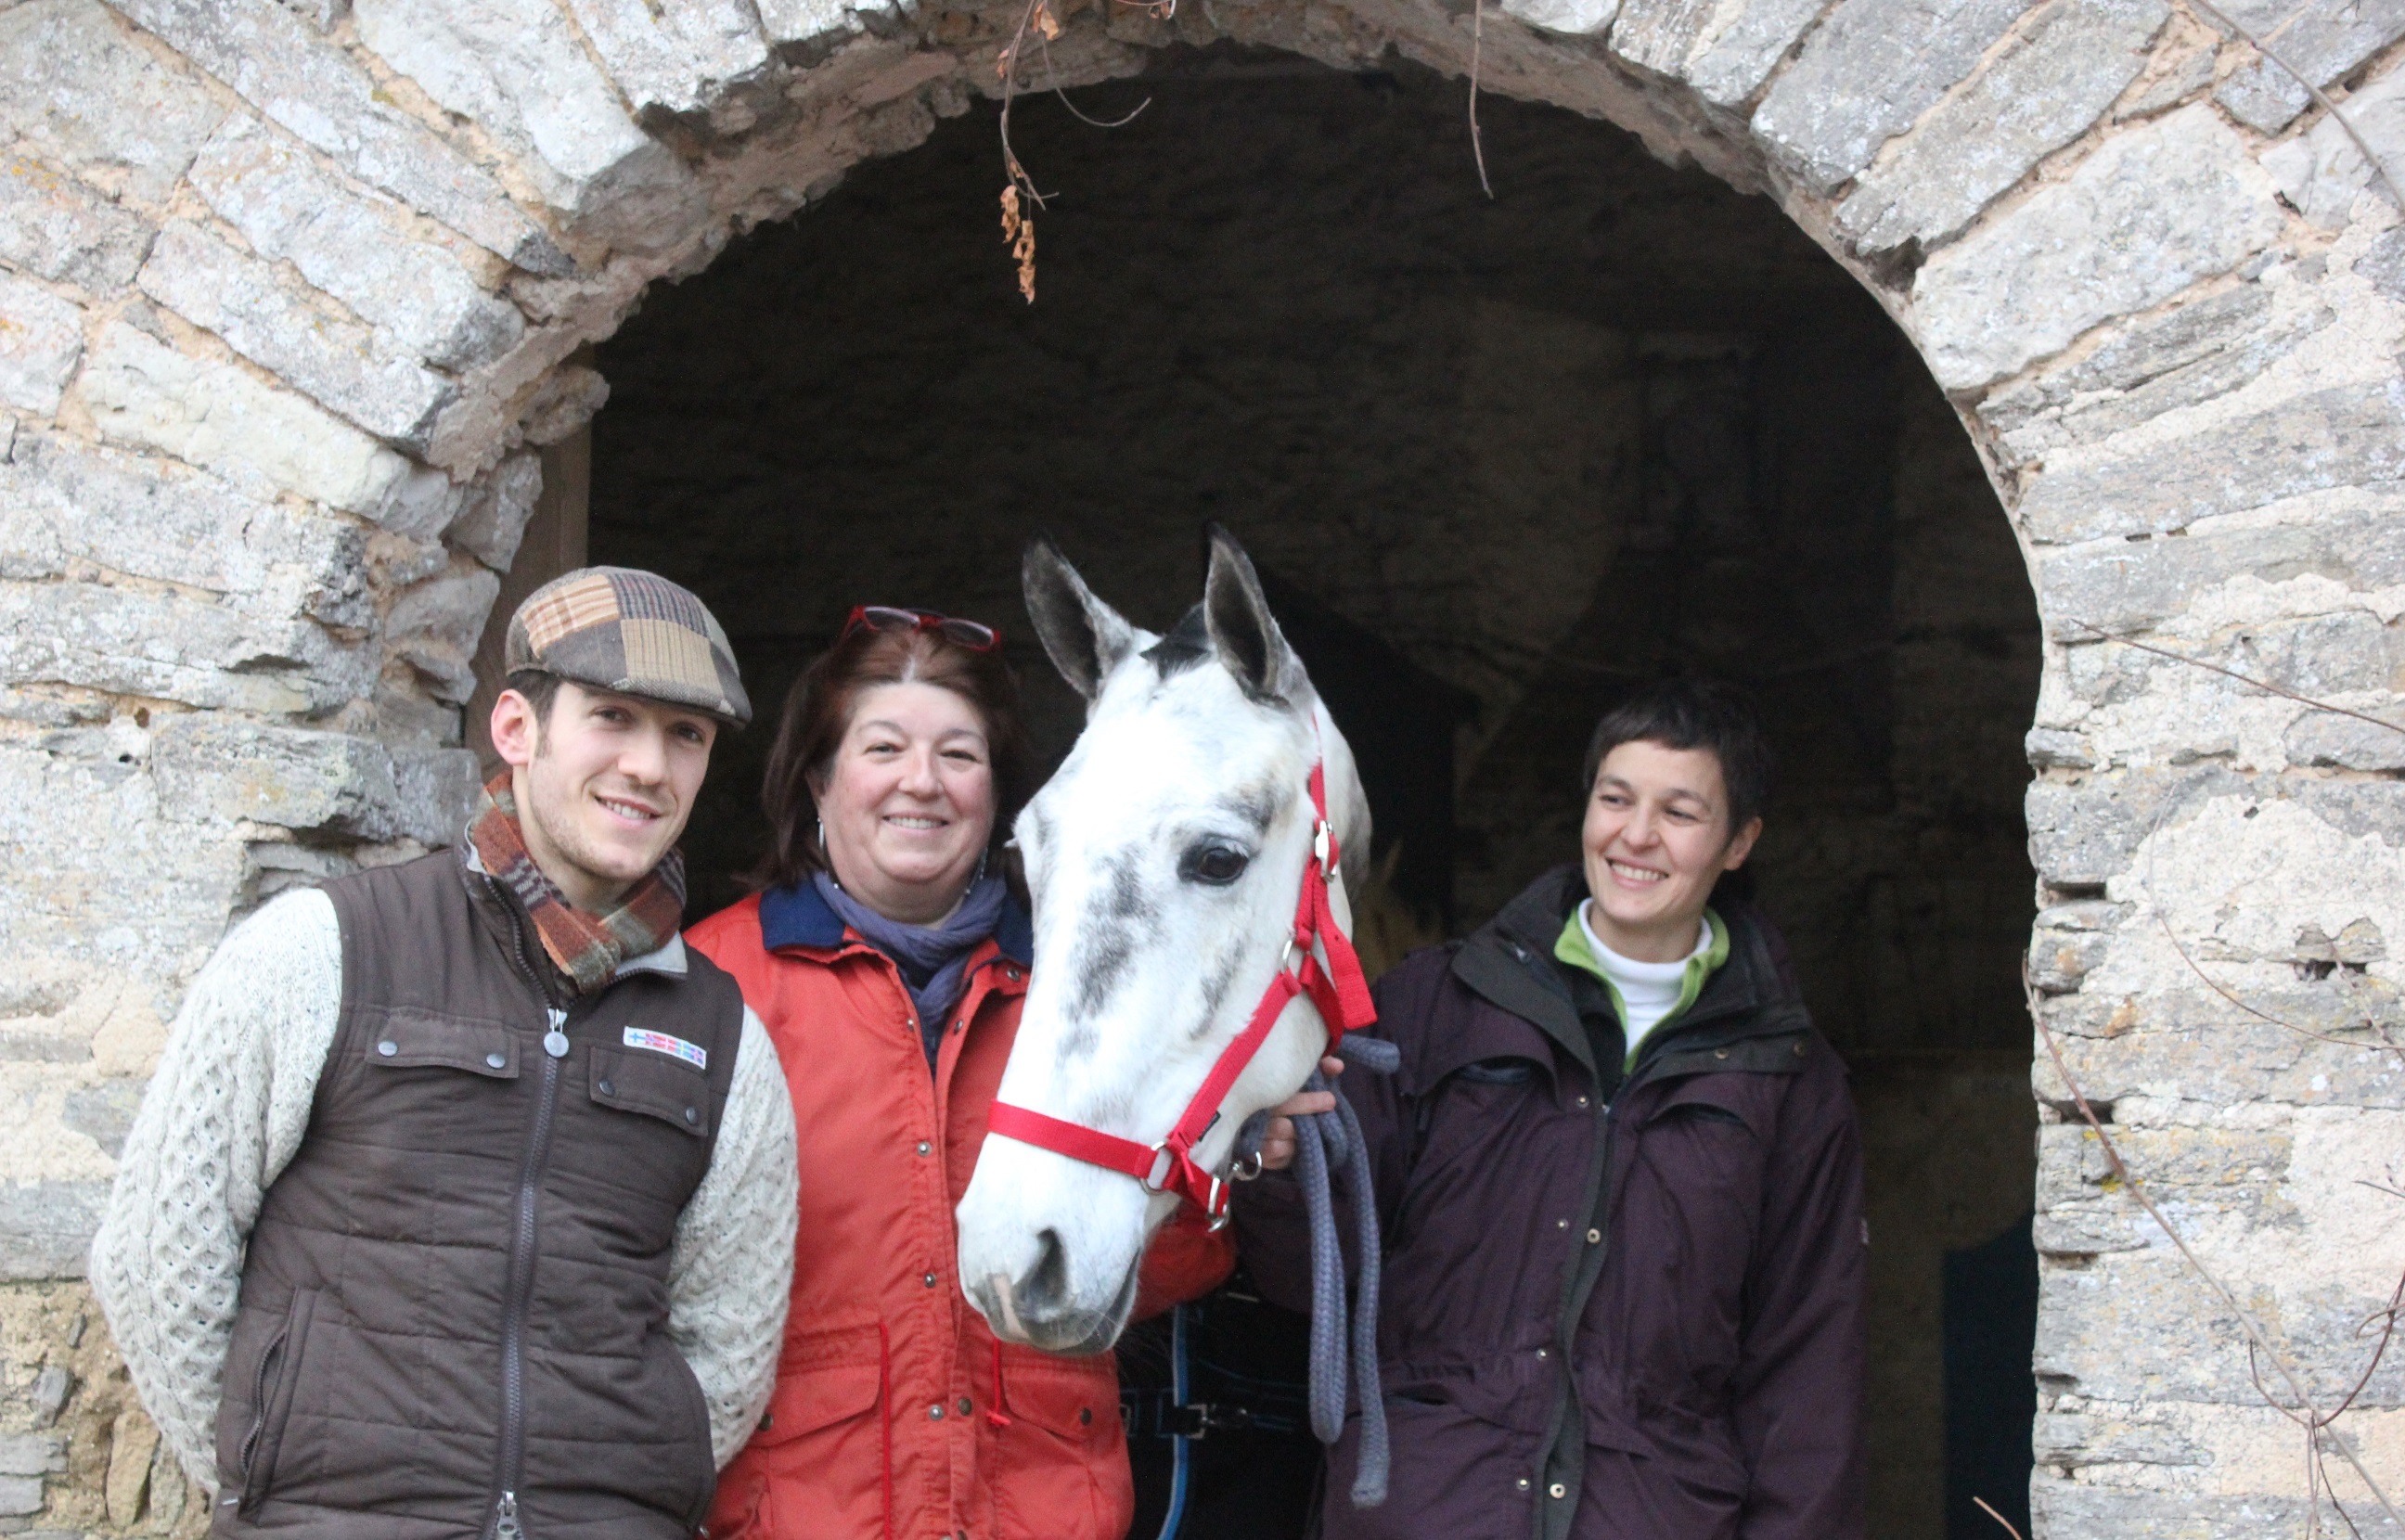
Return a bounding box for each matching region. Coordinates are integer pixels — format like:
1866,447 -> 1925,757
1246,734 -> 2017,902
89,889 -> 800,1491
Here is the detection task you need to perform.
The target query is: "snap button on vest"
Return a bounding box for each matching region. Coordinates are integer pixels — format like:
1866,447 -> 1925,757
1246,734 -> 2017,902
683,1107 -> 699,1124
485,1052 -> 507,1070
377,1040 -> 397,1057
598,1078 -> 616,1096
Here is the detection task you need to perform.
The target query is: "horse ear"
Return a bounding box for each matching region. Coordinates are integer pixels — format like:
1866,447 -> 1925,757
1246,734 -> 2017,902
1202,525 -> 1304,703
1022,536 -> 1137,700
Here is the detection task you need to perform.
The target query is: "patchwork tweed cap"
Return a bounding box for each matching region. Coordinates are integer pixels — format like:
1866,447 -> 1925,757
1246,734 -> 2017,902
505,567 -> 752,727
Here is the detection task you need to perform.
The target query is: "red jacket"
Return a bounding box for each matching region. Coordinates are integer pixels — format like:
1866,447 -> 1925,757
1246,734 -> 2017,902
689,882 -> 1235,1540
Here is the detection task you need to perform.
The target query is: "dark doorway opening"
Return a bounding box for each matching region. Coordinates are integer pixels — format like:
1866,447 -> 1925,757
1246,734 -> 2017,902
579,46 -> 2041,1536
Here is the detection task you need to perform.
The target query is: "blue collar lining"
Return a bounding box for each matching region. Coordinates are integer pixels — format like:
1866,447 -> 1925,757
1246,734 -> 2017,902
759,878 -> 1033,967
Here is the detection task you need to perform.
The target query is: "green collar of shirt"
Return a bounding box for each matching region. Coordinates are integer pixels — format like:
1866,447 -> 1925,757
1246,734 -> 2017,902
1553,905 -> 1730,1068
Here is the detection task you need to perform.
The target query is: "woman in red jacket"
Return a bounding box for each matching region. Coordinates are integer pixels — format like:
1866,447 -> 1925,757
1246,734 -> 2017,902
688,607 -> 1235,1540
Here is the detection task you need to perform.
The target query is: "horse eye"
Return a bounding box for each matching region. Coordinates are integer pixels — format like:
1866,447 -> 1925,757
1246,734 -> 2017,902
1179,843 -> 1251,886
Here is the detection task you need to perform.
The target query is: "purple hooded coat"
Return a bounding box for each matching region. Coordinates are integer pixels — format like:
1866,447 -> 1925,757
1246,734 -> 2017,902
1232,867 -> 1867,1540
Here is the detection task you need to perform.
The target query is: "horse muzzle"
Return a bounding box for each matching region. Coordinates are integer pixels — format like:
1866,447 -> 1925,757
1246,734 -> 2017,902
963,1229 -> 1140,1355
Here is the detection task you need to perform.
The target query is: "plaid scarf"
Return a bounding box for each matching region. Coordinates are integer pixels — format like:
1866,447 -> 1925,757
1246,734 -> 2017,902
468,773 -> 687,996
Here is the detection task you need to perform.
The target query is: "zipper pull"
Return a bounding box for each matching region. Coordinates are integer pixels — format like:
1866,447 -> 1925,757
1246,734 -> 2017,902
544,1007 -> 569,1059
494,1491 -> 522,1540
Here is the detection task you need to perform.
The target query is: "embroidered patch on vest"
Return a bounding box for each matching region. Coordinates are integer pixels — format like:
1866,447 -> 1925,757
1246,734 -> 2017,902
622,1026 -> 708,1070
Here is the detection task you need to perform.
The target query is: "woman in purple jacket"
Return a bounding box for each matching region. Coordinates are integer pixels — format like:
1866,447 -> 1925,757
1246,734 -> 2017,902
1235,678 -> 1867,1540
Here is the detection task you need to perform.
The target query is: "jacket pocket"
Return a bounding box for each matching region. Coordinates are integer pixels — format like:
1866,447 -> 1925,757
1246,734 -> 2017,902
589,1044 -> 714,1137
238,1288 -> 317,1514
718,1319 -> 886,1540
991,1349 -> 1128,1540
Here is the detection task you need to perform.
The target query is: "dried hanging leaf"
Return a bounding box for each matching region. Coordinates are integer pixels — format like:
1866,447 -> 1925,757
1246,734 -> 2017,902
1034,0 -> 1062,37
996,41 -> 1015,79
1000,185 -> 1036,303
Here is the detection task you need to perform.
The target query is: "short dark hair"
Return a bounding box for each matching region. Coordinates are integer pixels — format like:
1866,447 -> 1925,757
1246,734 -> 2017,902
1581,677 -> 1773,837
506,669 -> 564,735
750,621 -> 1033,892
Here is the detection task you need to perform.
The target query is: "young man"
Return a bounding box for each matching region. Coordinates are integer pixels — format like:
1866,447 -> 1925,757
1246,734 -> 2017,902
93,568 -> 799,1540
1237,677 -> 1867,1540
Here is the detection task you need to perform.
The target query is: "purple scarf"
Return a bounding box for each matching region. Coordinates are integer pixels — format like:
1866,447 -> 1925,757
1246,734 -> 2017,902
814,868 -> 1010,1063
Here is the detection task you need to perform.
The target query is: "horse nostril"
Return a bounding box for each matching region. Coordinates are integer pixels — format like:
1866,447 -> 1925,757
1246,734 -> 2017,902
1022,1228 -> 1073,1315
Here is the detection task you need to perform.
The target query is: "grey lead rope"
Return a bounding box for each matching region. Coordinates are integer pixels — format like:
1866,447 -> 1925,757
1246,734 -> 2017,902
1236,1033 -> 1401,1508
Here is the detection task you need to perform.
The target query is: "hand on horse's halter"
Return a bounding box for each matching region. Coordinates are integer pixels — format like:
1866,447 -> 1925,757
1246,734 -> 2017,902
1254,1056 -> 1344,1172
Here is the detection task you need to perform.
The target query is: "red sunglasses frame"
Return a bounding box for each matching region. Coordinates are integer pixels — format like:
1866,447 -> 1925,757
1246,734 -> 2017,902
839,605 -> 1004,653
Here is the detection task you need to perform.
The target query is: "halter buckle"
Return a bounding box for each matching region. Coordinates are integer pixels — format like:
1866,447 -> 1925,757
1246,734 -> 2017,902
1142,1144 -> 1177,1193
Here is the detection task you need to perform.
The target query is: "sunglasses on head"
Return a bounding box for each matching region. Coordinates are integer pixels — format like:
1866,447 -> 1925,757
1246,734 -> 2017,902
840,605 -> 1003,653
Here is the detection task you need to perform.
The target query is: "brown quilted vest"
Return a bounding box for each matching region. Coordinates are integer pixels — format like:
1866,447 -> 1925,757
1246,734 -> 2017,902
210,848 -> 745,1540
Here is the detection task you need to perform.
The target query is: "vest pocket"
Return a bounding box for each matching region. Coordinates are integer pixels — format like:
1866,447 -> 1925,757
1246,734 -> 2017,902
238,1288 -> 317,1514
588,1045 -> 713,1137
361,1009 -> 520,1077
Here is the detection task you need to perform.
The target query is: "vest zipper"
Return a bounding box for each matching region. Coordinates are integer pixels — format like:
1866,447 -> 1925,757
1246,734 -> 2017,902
488,880 -> 571,1540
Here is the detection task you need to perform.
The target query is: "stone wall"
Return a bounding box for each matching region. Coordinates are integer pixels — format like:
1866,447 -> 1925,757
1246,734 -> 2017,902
0,0 -> 2398,1526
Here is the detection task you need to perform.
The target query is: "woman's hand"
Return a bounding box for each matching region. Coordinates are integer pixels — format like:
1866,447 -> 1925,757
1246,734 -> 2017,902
1255,1057 -> 1345,1172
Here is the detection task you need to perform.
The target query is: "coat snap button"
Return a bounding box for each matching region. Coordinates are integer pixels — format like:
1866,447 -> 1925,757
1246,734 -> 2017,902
923,1272 -> 938,1288
683,1106 -> 699,1124
598,1078 -> 615,1097
1535,1347 -> 1549,1359
958,1397 -> 973,1417
757,1413 -> 773,1431
1516,1478 -> 1531,1492
929,1405 -> 945,1420
917,1141 -> 932,1156
1555,1218 -> 1568,1229
1587,1228 -> 1602,1244
1078,1407 -> 1093,1426
1794,1041 -> 1807,1057
377,1040 -> 397,1057
486,1052 -> 508,1070
1714,1047 -> 1730,1059
1575,1095 -> 1589,1108
1006,968 -> 1022,982
1549,1483 -> 1567,1500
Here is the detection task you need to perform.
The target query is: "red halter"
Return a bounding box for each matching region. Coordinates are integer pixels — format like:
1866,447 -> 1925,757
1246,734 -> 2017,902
984,760 -> 1380,1228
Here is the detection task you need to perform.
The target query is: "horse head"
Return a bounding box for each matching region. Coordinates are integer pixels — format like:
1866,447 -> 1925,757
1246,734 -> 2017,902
955,527 -> 1370,1354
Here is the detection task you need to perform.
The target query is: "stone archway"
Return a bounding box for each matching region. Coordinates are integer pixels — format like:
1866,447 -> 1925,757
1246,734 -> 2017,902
2,0 -> 2400,1530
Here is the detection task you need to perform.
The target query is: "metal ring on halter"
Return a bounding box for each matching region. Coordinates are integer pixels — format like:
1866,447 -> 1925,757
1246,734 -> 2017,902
1313,821 -> 1333,878
1142,1144 -> 1177,1193
1228,1149 -> 1266,1183
1280,935 -> 1301,974
1203,1174 -> 1230,1232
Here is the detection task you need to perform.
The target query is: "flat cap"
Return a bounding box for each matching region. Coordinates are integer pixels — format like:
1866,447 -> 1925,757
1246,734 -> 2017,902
505,566 -> 751,727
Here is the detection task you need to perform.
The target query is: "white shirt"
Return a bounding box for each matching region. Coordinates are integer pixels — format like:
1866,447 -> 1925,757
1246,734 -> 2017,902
1578,901 -> 1715,1059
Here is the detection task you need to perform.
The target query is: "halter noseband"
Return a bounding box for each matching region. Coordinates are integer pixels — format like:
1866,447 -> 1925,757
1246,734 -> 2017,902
984,759 -> 1380,1228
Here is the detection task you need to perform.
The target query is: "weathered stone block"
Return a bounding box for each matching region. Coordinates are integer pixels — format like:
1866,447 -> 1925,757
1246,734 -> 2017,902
1836,0 -> 2165,252
2286,710 -> 2405,771
352,0 -> 706,245
75,322 -> 410,516
384,561 -> 501,702
137,221 -> 454,450
0,578 -> 358,712
0,430 -> 367,625
0,1180 -> 106,1279
1610,0 -> 1712,71
0,0 -> 224,206
2215,0 -> 2405,132
0,147 -> 154,289
1981,288 -> 2333,466
2259,61 -> 2405,228
444,452 -> 543,571
1911,104 -> 2284,389
106,0 -> 568,274
1684,0 -> 1832,107
2031,1476 -> 2307,1534
1503,0 -> 1620,34
559,0 -> 771,117
0,1436 -> 64,1479
2038,500 -> 2405,635
2360,226 -> 2405,301
151,716 -> 477,844
187,117 -> 525,373
2021,379 -> 2405,545
0,273 -> 83,417
1751,0 -> 2035,194
2025,768 -> 2405,888
2031,1410 -> 2207,1467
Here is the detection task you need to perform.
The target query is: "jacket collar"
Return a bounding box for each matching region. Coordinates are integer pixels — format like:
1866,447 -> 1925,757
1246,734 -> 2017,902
758,875 -> 1034,967
1449,865 -> 1805,1081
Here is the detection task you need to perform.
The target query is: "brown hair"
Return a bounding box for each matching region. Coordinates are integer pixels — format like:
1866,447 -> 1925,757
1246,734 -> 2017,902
751,622 -> 1033,892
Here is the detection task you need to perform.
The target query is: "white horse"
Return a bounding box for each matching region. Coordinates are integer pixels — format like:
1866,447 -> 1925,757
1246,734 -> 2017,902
955,528 -> 1372,1355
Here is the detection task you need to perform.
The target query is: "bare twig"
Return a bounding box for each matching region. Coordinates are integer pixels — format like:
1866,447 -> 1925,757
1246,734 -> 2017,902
1468,0 -> 1494,199
2068,620 -> 2405,739
2174,0 -> 2405,212
2029,963 -> 2405,1529
2155,912 -> 2403,1057
1974,1495 -> 2026,1539
1037,31 -> 1151,128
